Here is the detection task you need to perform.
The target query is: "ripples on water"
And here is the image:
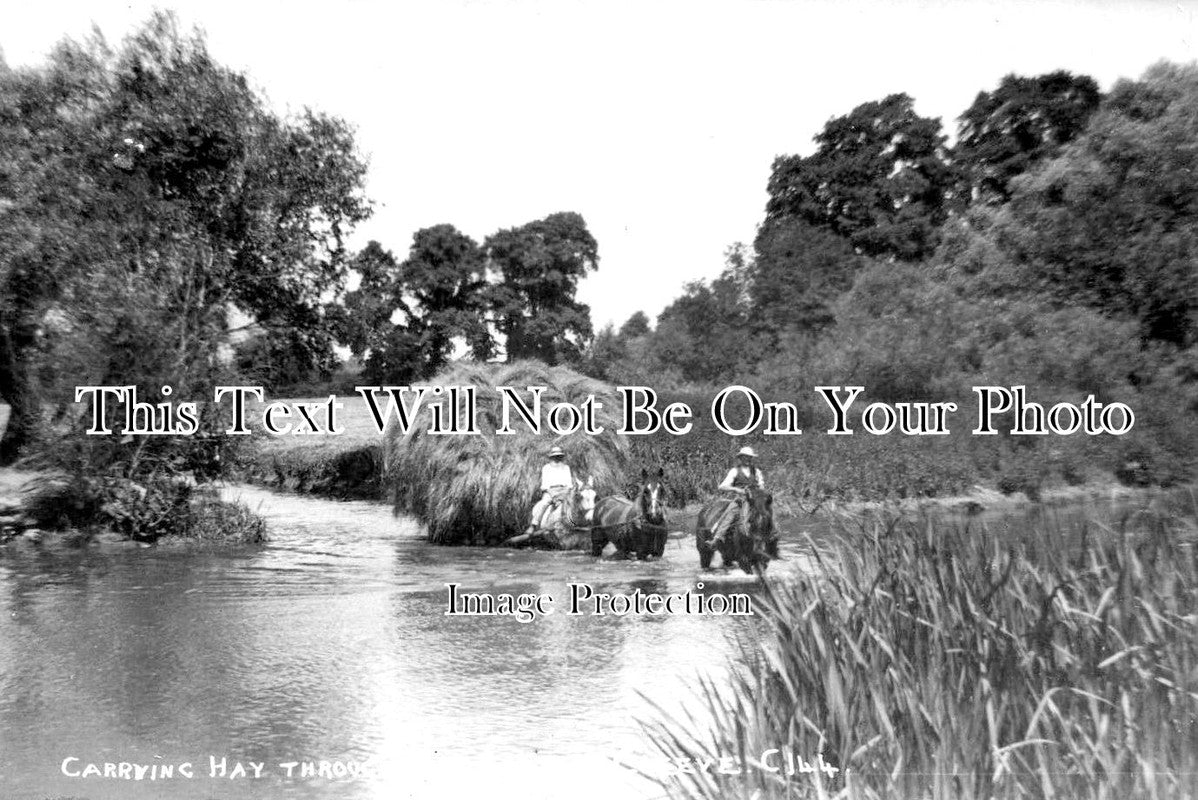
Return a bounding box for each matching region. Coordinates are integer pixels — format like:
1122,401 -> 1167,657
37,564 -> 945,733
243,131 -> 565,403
0,485 -> 809,800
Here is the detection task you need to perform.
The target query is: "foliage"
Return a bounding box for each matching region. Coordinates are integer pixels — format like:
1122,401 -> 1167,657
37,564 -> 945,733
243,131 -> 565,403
233,331 -> 336,394
620,311 -> 651,339
645,505 -> 1198,799
955,70 -> 1102,203
26,471 -> 266,543
237,442 -> 381,500
620,245 -> 766,387
0,12 -> 369,463
342,212 -> 599,381
751,219 -> 864,338
339,227 -> 492,384
992,62 -> 1198,347
764,93 -> 955,261
484,211 -> 599,365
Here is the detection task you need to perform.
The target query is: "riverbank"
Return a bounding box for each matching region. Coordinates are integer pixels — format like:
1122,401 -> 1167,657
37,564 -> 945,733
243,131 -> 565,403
230,395 -> 1178,521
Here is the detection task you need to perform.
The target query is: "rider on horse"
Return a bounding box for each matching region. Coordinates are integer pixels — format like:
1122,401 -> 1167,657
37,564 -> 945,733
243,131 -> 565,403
711,446 -> 765,546
525,446 -> 574,534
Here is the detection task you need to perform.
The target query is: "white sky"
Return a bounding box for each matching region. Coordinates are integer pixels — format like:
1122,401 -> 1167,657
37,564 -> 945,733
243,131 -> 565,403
3,1 -> 1197,329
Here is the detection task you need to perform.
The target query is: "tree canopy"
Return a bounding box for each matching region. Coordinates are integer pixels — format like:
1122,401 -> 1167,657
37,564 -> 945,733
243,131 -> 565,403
764,93 -> 955,262
0,12 -> 370,461
953,62 -> 1198,347
955,70 -> 1102,202
484,211 -> 599,365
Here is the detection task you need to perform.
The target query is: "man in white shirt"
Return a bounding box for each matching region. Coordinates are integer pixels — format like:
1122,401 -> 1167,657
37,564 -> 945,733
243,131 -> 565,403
526,446 -> 574,533
712,446 -> 765,546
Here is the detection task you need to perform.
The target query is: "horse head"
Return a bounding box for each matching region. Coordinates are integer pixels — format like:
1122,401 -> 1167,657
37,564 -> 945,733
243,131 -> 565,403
639,467 -> 666,526
573,476 -> 597,525
742,486 -> 775,550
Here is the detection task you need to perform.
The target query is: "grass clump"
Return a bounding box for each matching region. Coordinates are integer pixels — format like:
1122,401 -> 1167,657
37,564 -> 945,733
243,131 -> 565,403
382,360 -> 630,545
26,473 -> 266,544
646,503 -> 1198,799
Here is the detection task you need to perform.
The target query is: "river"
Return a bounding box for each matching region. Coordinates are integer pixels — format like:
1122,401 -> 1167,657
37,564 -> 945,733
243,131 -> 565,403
0,484 -> 812,800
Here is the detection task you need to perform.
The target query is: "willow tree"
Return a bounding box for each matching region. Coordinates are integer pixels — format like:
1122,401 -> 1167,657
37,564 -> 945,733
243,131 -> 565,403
0,13 -> 369,463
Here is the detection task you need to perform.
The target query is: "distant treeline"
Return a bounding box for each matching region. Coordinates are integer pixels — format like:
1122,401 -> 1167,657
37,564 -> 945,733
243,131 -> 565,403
579,65 -> 1198,487
1,11 -> 1194,496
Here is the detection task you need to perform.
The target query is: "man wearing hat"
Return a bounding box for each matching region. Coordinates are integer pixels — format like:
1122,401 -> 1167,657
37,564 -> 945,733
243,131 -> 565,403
525,445 -> 575,534
712,446 -> 765,546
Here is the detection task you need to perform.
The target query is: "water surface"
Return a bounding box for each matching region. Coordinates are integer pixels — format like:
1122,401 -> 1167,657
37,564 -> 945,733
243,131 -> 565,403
0,485 -> 799,800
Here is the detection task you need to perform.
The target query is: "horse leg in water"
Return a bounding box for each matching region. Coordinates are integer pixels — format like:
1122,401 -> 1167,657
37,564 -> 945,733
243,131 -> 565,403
594,496 -> 637,559
632,524 -> 651,562
696,523 -> 714,569
589,527 -> 608,557
696,503 -> 723,570
698,501 -> 739,570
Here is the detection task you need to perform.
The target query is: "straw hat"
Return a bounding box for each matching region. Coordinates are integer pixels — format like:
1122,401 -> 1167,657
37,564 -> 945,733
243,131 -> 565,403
737,446 -> 758,459
548,446 -> 566,459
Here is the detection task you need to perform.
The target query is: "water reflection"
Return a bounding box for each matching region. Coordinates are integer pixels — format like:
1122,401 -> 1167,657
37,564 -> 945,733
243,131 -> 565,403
0,485 -> 786,800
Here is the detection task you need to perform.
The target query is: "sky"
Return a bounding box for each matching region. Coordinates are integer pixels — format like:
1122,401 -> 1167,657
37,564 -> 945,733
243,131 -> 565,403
3,0 -> 1197,329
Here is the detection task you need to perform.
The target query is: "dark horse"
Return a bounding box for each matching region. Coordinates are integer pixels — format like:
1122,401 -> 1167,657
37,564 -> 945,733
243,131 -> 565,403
591,468 -> 668,559
695,487 -> 777,574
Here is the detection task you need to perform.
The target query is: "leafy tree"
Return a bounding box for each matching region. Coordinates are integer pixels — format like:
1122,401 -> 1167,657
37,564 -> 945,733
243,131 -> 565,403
619,311 -> 650,339
579,311 -> 657,382
646,250 -> 765,385
233,334 -> 333,393
337,241 -> 403,367
996,62 -> 1198,346
400,224 -> 493,369
340,227 -> 491,384
0,13 -> 370,462
764,93 -> 955,261
955,70 -> 1102,203
484,211 -> 598,364
751,217 -> 863,335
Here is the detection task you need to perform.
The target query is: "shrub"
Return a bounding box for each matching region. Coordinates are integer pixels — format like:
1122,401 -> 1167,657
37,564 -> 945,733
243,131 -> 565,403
26,473 -> 266,543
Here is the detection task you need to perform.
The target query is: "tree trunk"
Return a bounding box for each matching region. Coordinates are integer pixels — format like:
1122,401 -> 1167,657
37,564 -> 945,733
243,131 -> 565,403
0,317 -> 42,465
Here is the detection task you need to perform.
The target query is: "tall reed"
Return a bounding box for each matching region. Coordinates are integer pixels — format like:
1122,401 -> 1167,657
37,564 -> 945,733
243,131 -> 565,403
646,503 -> 1198,799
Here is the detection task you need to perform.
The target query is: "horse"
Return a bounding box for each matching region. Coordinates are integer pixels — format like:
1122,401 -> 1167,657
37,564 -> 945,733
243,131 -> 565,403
591,468 -> 668,559
695,486 -> 777,574
527,476 -> 597,549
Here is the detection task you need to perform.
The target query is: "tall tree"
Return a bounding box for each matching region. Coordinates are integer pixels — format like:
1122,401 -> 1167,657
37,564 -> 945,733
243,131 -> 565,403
340,227 -> 491,384
998,62 -> 1198,347
400,224 -> 493,369
764,93 -> 955,261
955,70 -> 1102,203
0,13 -> 370,461
485,211 -> 598,364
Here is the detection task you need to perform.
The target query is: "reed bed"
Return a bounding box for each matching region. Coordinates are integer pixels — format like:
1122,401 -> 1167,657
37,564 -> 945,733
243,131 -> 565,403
381,361 -> 630,545
645,501 -> 1198,799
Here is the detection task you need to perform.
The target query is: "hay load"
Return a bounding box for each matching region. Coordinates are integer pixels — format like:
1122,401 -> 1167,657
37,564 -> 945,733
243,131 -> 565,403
381,360 -> 631,545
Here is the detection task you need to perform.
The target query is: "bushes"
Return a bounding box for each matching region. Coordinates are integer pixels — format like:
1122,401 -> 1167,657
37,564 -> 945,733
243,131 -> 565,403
237,443 -> 381,500
646,505 -> 1198,799
26,473 -> 266,543
21,407 -> 267,544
